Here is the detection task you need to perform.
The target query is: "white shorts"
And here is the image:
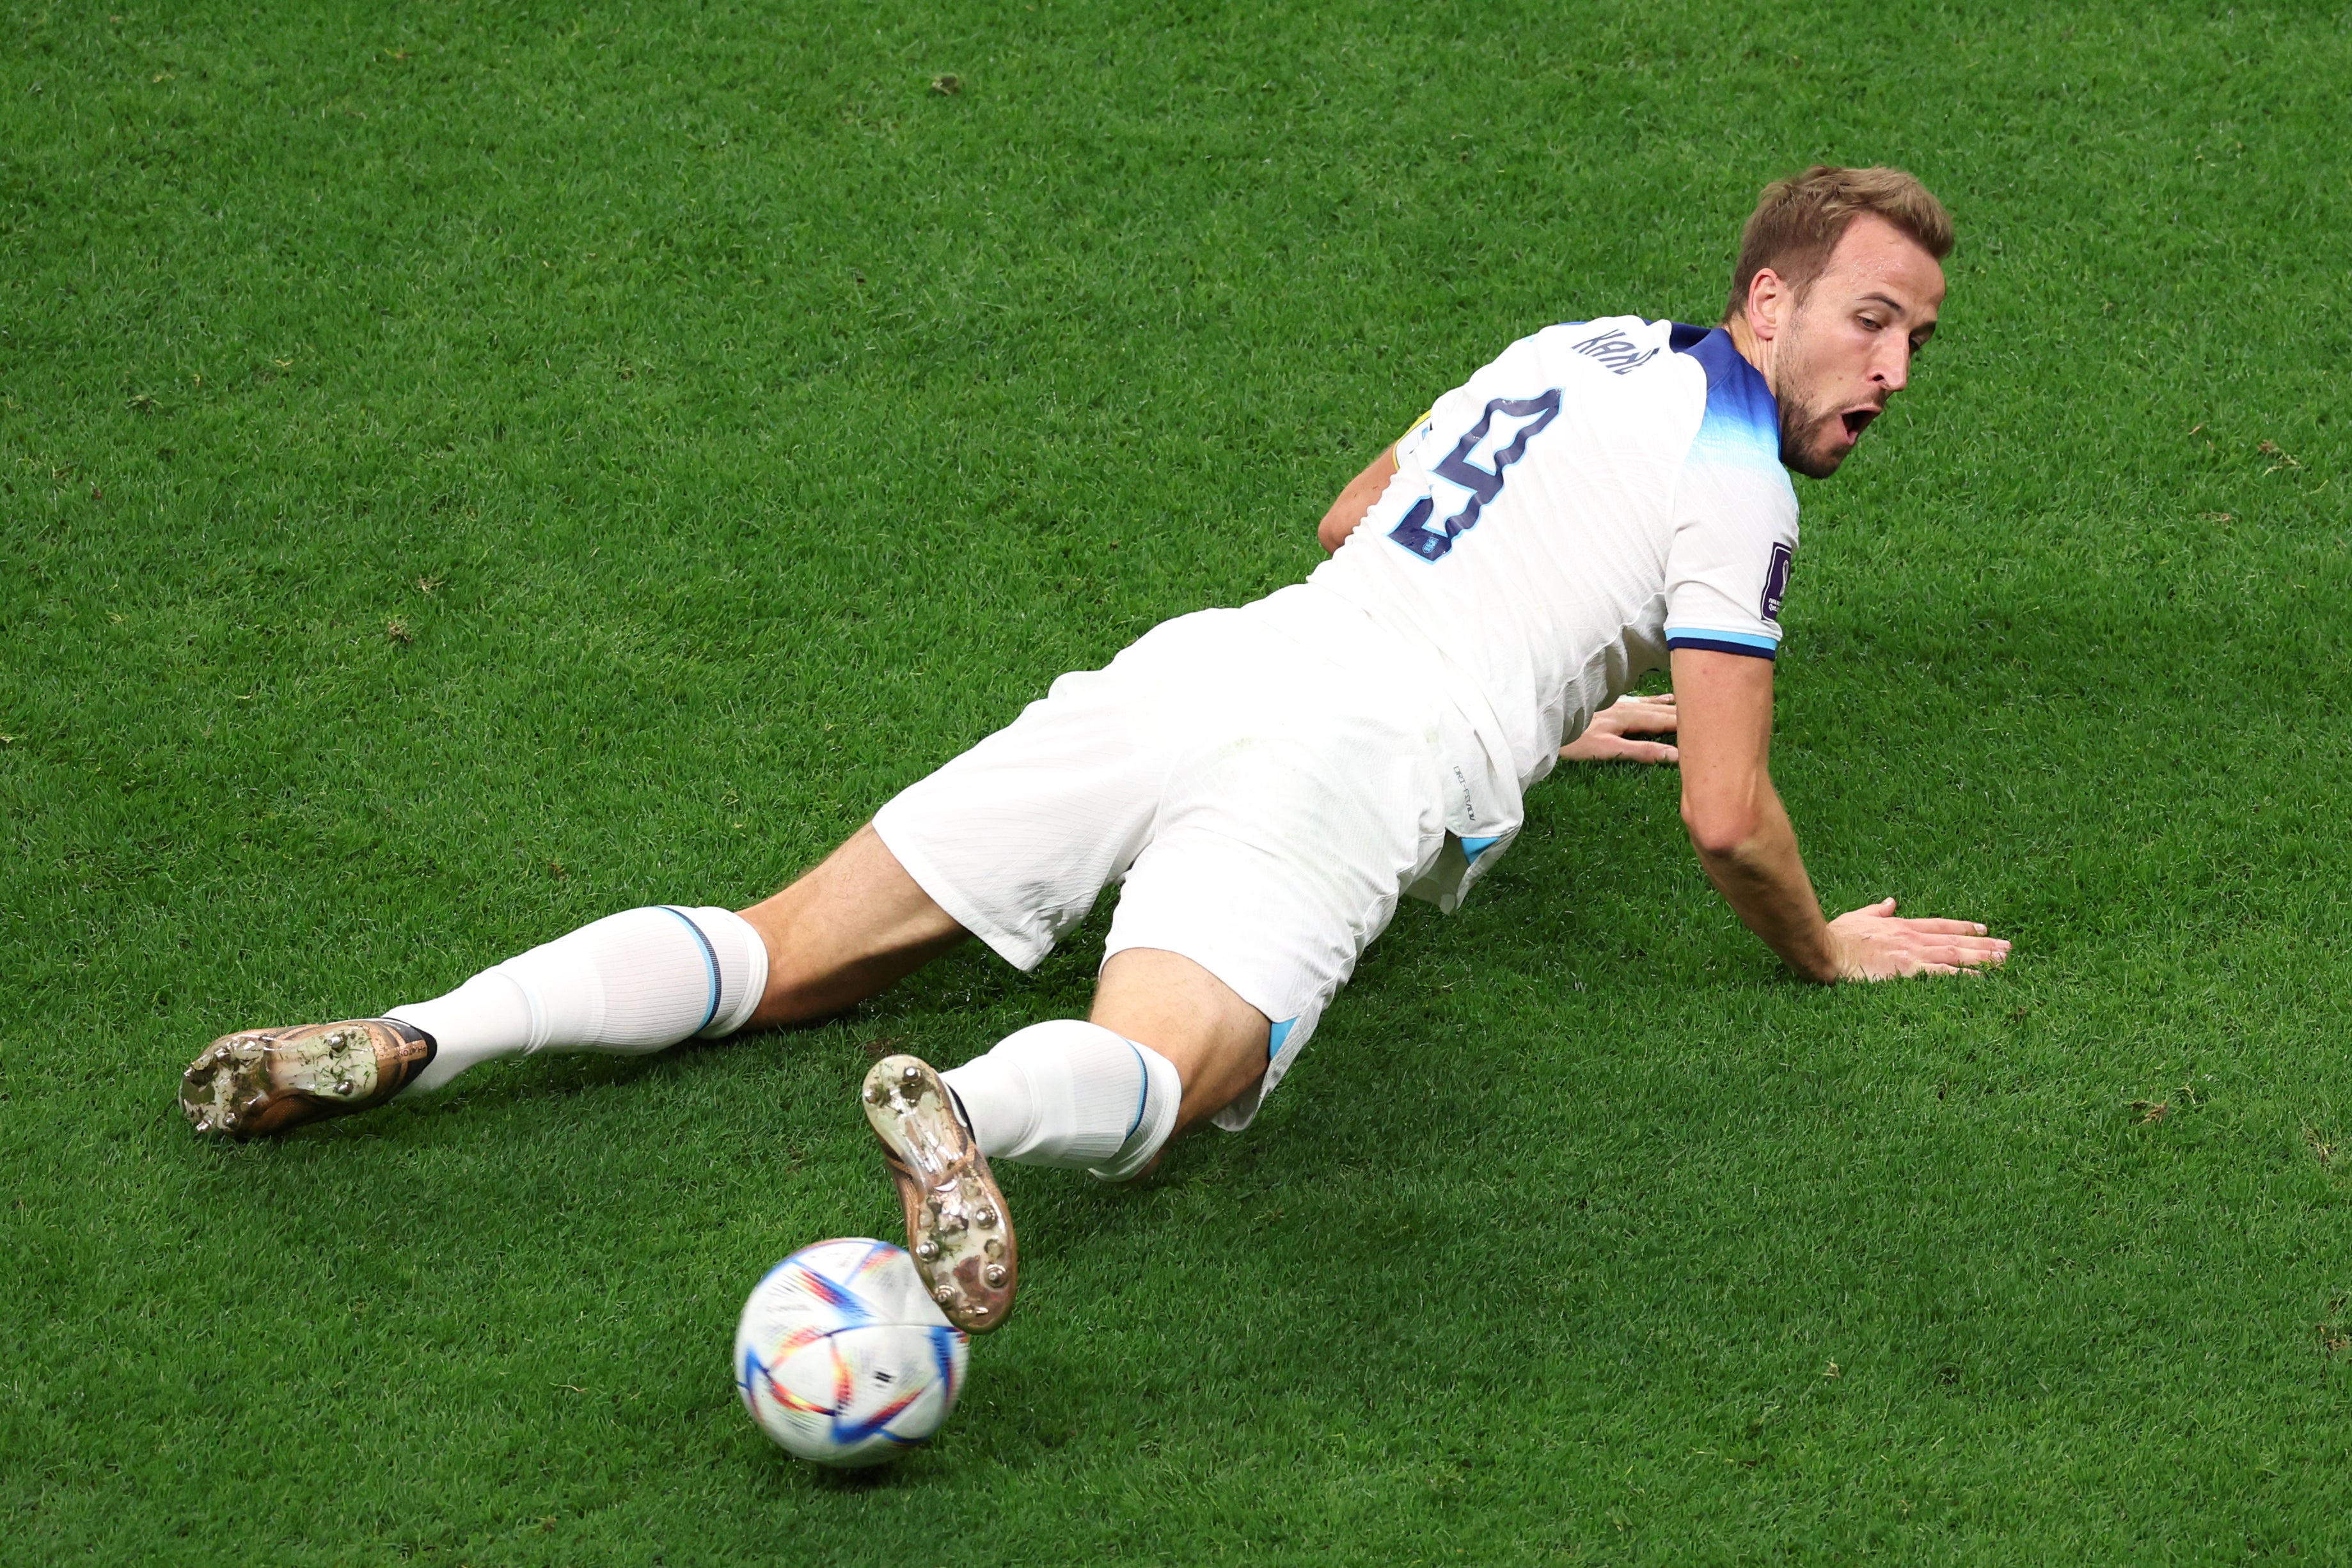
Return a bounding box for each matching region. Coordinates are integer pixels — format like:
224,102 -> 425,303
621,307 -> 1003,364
872,584 -> 1462,1129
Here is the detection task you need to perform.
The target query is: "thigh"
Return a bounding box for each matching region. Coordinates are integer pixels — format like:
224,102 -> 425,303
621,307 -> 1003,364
742,610 -> 1247,1030
1103,717 -> 1448,1129
738,824 -> 969,1028
870,659 -> 1163,973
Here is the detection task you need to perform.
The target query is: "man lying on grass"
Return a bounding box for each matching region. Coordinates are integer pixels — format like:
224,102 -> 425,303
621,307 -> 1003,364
180,164 -> 2007,1333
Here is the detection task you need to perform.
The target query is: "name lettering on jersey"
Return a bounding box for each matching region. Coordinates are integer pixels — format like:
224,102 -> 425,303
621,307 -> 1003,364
1761,540 -> 1794,620
1568,327 -> 1660,375
1388,390 -> 1561,563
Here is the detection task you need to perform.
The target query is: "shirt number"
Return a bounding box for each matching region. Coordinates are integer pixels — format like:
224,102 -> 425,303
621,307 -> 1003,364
1387,390 -> 1561,563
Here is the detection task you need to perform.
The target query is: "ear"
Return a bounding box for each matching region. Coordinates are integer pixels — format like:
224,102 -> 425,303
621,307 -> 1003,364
1743,266 -> 1793,343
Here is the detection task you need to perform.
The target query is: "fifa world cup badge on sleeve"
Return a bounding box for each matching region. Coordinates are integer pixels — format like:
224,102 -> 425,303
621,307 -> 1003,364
1761,540 -> 1794,620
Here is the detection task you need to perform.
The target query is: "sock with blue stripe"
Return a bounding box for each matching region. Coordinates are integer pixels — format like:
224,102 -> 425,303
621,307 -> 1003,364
385,905 -> 768,1096
941,1019 -> 1180,1184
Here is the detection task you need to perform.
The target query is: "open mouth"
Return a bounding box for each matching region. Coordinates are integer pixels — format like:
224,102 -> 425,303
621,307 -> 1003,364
1840,408 -> 1880,441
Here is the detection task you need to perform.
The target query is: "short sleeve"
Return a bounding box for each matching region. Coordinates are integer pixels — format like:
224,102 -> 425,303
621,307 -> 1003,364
1663,462 -> 1799,659
1658,325 -> 1801,659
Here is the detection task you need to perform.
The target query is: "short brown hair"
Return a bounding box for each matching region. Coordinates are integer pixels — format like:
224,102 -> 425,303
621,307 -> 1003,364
1724,165 -> 1953,323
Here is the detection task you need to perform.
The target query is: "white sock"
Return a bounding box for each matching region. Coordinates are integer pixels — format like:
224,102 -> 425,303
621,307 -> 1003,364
940,1019 -> 1181,1183
386,906 -> 769,1095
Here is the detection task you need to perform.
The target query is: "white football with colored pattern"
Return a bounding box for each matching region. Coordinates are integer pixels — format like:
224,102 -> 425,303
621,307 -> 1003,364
734,1237 -> 970,1467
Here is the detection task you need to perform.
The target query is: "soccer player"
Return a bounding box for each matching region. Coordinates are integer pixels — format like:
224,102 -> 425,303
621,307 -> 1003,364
180,166 -> 2007,1333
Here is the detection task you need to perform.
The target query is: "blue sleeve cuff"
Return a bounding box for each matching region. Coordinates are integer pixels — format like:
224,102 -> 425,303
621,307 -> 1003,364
1665,628 -> 1778,659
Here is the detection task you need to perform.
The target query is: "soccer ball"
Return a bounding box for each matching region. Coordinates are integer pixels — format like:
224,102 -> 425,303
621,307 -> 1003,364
734,1237 -> 970,1467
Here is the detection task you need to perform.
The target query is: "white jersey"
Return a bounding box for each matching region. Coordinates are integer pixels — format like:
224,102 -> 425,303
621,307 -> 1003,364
874,317 -> 1804,1119
1305,316 -> 1799,879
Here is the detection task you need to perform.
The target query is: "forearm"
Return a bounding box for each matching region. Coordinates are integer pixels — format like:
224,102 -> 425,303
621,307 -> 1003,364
1317,443 -> 1399,553
1670,656 -> 2003,987
1690,786 -> 1838,982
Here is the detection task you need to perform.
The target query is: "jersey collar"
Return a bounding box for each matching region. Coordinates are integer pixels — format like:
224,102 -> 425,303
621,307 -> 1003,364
1671,323 -> 1781,459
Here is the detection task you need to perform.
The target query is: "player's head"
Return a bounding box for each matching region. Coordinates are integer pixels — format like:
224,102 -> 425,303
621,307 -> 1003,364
1723,166 -> 1952,478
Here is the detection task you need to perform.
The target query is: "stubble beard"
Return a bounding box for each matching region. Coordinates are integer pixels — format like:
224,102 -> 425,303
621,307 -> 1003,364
1778,396 -> 1847,479
1771,317 -> 1850,480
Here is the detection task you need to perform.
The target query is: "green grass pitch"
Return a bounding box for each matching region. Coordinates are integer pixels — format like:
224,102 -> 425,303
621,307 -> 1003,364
6,0 -> 2351,1560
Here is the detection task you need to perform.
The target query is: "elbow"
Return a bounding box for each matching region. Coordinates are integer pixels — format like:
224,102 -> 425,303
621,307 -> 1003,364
1682,801 -> 1762,861
1316,508 -> 1354,554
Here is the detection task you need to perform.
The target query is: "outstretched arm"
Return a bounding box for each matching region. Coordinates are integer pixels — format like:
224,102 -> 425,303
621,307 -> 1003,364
1318,444 -> 1398,553
1671,647 -> 2009,982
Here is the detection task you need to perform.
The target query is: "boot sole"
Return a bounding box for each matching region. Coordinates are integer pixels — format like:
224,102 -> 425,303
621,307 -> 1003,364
180,1020 -> 435,1138
861,1054 -> 1017,1334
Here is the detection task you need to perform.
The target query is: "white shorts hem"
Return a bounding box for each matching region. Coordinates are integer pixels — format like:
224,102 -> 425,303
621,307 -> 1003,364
1097,933 -> 1299,1036
871,803 -> 1052,973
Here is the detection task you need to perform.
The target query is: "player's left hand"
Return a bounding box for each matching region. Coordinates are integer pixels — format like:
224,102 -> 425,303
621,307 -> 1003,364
1559,693 -> 1678,765
1826,898 -> 2010,981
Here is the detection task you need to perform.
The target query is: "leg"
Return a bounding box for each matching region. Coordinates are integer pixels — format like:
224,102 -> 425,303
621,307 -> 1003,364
887,946 -> 1259,1209
180,824 -> 968,1139
737,824 -> 969,1030
859,948 -> 1271,1335
181,611 -> 1164,1143
1087,947 -> 1269,1139
860,616 -> 1447,1331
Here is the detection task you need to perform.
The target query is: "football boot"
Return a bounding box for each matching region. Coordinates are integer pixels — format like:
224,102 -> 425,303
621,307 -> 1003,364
180,1019 -> 436,1139
861,1054 -> 1017,1334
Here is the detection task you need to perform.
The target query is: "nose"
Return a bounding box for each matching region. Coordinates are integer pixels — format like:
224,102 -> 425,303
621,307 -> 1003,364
1874,334 -> 1911,395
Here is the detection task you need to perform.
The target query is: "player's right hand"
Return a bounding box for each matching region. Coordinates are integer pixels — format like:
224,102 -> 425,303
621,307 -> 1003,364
1558,693 -> 1680,765
1825,897 -> 2009,980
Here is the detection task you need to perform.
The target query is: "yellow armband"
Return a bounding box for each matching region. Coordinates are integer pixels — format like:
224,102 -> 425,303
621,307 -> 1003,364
1396,409 -> 1433,466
